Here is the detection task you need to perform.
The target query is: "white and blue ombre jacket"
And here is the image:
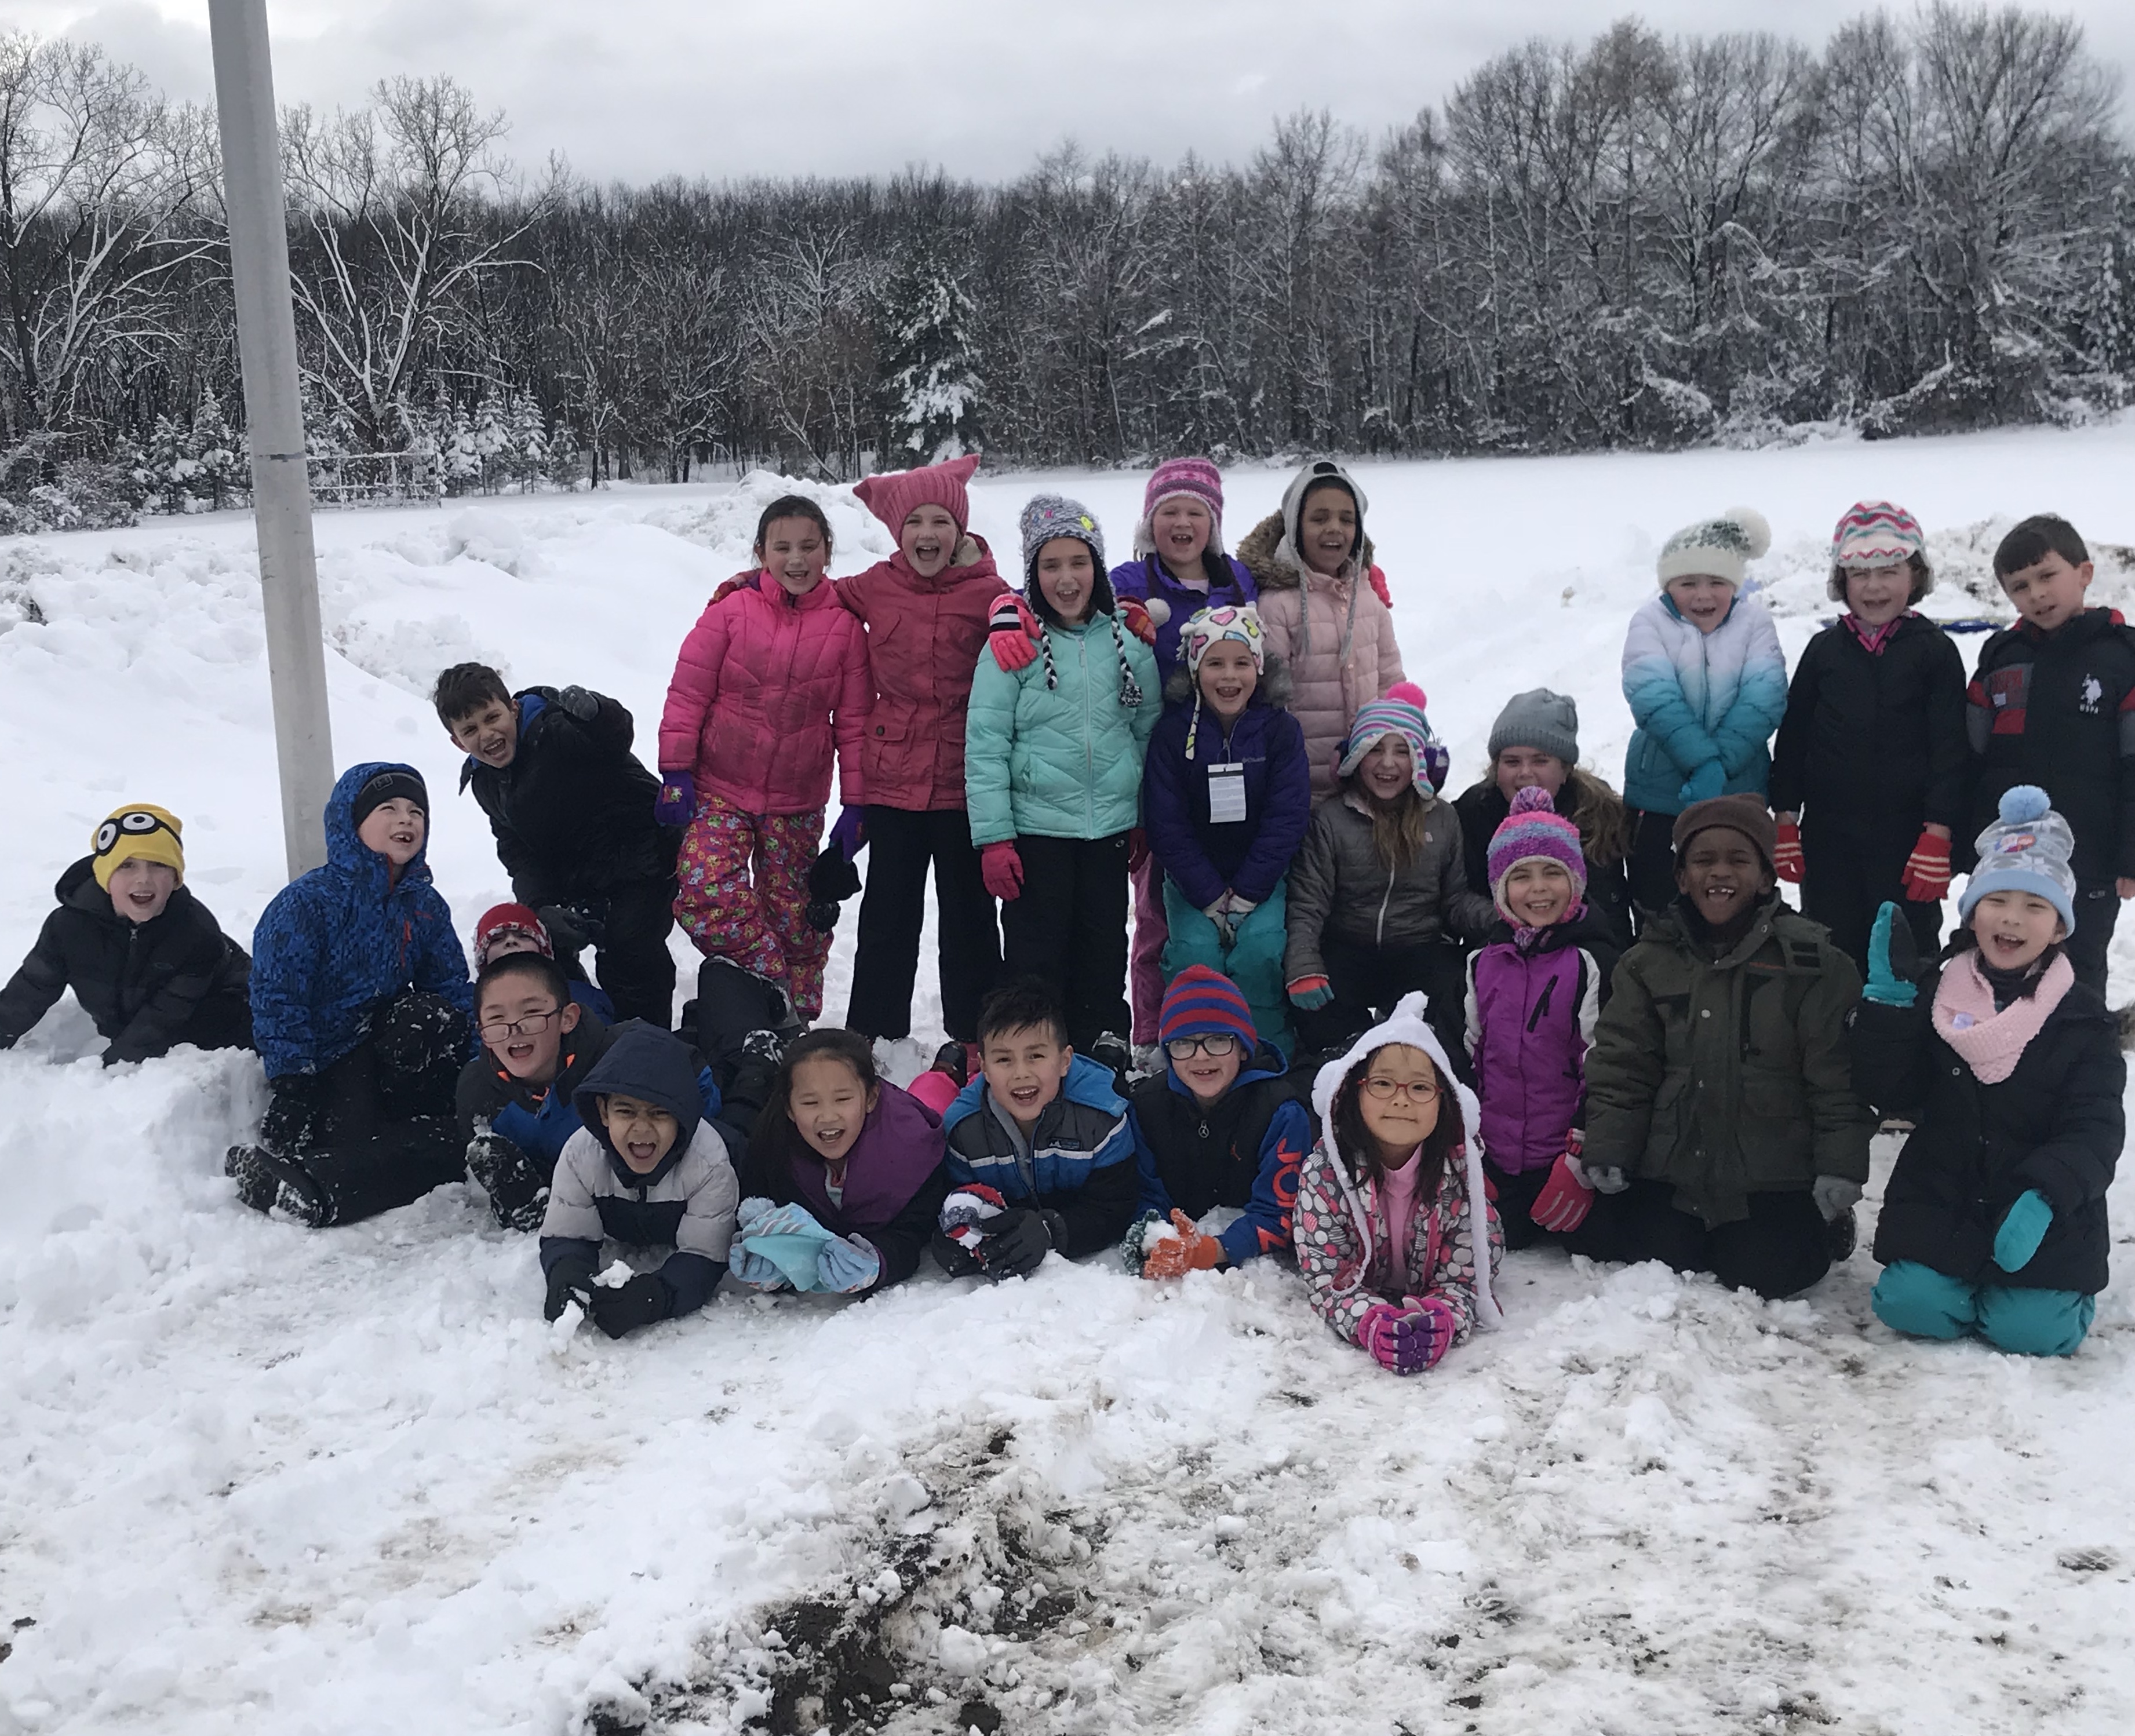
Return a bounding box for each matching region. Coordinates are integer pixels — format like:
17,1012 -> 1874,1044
1619,589 -> 1788,815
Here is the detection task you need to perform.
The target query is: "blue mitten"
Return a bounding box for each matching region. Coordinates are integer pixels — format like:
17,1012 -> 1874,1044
728,1242 -> 796,1290
1676,760 -> 1726,805
818,1234 -> 882,1294
732,1196 -> 840,1290
1993,1189 -> 2052,1272
1862,902 -> 1919,1008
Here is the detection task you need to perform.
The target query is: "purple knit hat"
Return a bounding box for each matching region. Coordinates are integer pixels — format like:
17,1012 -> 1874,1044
1134,457 -> 1226,557
1487,786 -> 1588,920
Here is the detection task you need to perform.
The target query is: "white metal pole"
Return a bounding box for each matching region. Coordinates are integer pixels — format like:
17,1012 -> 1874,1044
208,0 -> 334,877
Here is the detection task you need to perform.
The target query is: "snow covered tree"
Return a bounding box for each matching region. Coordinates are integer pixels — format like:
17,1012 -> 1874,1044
878,242 -> 982,463
185,391 -> 241,509
506,393 -> 549,489
472,388 -> 508,491
442,400 -> 482,494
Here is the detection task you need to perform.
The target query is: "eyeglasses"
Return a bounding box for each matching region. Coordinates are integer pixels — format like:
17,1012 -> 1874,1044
1164,1033 -> 1239,1060
94,811 -> 177,857
479,1008 -> 563,1044
1361,1076 -> 1440,1103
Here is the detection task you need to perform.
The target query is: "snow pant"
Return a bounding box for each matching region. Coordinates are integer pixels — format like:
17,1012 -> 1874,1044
1130,854 -> 1168,1046
1000,832 -> 1132,1053
260,992 -> 471,1227
674,796 -> 830,1020
538,879 -> 677,1030
847,805 -> 1001,1044
1162,877 -> 1292,1057
1627,809 -> 1681,922
1564,1179 -> 1830,1300
679,956 -> 794,1153
2060,882 -> 2121,998
1872,1261 -> 2095,1357
1294,933 -> 1470,1079
1802,824 -> 1940,975
1483,1156 -> 1557,1252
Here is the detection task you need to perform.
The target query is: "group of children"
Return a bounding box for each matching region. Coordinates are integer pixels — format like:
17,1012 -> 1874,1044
1,458 -> 2125,1367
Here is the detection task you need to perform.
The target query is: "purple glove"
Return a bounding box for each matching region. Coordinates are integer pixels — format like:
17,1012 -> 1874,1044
655,769 -> 695,826
1358,1299 -> 1455,1374
829,807 -> 866,860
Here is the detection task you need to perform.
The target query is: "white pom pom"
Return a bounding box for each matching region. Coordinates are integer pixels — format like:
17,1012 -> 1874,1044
1726,506 -> 1772,560
1998,784 -> 2052,825
1143,597 -> 1171,627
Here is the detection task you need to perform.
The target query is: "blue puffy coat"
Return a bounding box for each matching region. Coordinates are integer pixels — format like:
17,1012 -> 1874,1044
1110,553 -> 1257,685
250,761 -> 473,1078
1620,590 -> 1788,814
1143,663 -> 1311,909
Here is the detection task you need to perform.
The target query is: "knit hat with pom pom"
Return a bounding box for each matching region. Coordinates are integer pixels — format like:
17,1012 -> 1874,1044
1657,505 -> 1772,589
1335,681 -> 1449,797
1486,786 -> 1589,920
1959,785 -> 2077,933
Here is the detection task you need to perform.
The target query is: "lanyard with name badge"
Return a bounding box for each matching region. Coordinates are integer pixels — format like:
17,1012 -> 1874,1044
1206,761 -> 1248,824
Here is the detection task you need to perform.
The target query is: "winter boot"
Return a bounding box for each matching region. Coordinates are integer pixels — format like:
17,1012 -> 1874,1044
1826,1205 -> 1859,1265
465,1130 -> 549,1232
1088,1031 -> 1134,1093
225,1144 -> 333,1227
930,1040 -> 969,1089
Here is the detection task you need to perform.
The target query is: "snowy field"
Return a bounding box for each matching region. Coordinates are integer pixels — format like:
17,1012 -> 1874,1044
5,424 -> 2135,1734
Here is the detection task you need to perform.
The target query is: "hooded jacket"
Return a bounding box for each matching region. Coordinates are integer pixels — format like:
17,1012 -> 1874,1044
1109,553 -> 1258,684
1283,790 -> 1496,984
1130,1042 -> 1313,1265
941,1053 -> 1140,1257
1292,995 -> 1503,1348
1852,954 -> 2122,1295
1620,590 -> 1788,815
1239,461 -> 1404,800
837,537 -> 1005,812
460,687 -> 673,904
249,762 -> 474,1079
0,858 -> 250,1064
658,572 -> 871,816
1583,891 -> 1873,1226
539,1021 -> 741,1315
1142,661 -> 1312,909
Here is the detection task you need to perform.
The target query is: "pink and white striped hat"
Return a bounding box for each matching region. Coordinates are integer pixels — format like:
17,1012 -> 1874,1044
1832,500 -> 1926,570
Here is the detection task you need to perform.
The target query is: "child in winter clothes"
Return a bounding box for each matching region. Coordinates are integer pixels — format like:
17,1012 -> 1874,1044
1770,502 -> 1969,973
1453,690 -> 1633,951
1241,458 -> 1404,800
965,497 -> 1158,1055
1964,513 -> 2135,995
1293,994 -> 1502,1374
0,803 -> 251,1065
731,1029 -> 952,1297
657,495 -> 870,1025
1854,789 -> 2123,1356
436,663 -> 676,1028
1123,966 -> 1312,1278
1112,458 -> 1259,1056
838,454 -> 1005,1046
540,1021 -> 741,1340
931,979 -> 1140,1279
1577,796 -> 1874,1300
229,764 -> 475,1228
1284,684 -> 1492,1064
1619,507 -> 1788,917
1143,604 -> 1311,1052
1463,788 -> 1624,1248
472,902 -> 614,1023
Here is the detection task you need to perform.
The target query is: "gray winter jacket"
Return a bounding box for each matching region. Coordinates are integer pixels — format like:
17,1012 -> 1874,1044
1284,791 -> 1496,982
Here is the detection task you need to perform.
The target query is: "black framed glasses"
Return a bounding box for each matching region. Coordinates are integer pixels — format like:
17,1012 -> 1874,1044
1165,1033 -> 1239,1060
94,811 -> 178,858
479,1008 -> 563,1045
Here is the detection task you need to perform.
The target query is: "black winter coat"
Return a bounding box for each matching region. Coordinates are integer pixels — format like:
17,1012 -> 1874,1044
1965,608 -> 2135,883
1851,960 -> 2124,1294
1453,780 -> 1633,952
461,687 -> 676,902
0,859 -> 250,1064
1769,615 -> 1969,841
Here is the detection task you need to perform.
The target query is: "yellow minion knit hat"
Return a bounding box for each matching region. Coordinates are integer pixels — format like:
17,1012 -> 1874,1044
91,803 -> 185,890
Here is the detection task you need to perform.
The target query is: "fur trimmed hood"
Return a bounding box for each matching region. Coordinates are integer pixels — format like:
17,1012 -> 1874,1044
1237,511 -> 1378,593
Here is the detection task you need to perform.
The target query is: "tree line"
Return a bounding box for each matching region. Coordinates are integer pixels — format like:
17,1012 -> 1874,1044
1,3 -> 2130,516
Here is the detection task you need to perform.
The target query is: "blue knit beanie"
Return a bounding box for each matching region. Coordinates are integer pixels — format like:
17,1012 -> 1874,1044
1959,786 -> 2078,933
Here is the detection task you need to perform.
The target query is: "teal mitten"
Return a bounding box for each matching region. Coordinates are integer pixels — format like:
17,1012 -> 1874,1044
1862,902 -> 1919,1009
1992,1189 -> 2052,1273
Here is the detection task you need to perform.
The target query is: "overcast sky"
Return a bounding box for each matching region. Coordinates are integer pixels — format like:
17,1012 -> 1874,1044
20,1 -> 2135,184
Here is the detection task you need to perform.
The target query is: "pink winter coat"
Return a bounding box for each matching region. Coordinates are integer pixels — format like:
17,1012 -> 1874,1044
658,571 -> 870,816
837,535 -> 1004,812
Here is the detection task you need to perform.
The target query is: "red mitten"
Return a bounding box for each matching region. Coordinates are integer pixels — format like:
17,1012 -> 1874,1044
709,572 -> 754,606
1141,1209 -> 1223,1279
1773,818 -> 1805,884
987,593 -> 1040,672
1120,597 -> 1159,647
1900,829 -> 1952,902
980,841 -> 1024,902
1367,564 -> 1392,610
1529,1149 -> 1596,1234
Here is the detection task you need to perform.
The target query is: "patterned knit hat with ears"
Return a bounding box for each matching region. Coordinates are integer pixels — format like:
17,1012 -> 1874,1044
1180,603 -> 1266,760
473,902 -> 553,968
1018,494 -> 1145,709
1335,682 -> 1449,797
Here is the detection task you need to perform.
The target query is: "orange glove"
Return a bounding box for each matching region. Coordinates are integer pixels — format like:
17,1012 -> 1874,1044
1141,1209 -> 1223,1279
1120,597 -> 1159,647
1773,818 -> 1805,884
1900,829 -> 1951,901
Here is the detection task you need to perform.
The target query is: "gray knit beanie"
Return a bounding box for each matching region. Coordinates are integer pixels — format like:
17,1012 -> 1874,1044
1488,688 -> 1579,767
1019,493 -> 1107,581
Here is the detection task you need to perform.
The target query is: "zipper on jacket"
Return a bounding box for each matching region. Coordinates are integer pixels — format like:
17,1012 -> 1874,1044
1526,975 -> 1557,1034
1376,864 -> 1396,944
1081,632 -> 1095,831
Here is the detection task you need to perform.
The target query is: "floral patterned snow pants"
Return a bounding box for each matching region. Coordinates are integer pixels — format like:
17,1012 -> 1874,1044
673,796 -> 830,1019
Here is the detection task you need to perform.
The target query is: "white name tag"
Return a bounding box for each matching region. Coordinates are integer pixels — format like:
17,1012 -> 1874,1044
1207,762 -> 1248,825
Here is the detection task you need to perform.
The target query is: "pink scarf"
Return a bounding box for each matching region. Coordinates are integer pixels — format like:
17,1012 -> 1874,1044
1932,951 -> 2073,1084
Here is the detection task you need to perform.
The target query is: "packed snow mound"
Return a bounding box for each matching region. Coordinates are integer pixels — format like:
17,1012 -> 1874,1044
646,470 -> 898,575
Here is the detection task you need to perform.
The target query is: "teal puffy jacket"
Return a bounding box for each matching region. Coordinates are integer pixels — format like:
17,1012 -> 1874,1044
965,613 -> 1160,844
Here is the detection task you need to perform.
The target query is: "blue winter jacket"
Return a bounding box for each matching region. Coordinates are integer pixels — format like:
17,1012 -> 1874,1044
942,1052 -> 1140,1256
250,761 -> 474,1078
1142,676 -> 1311,909
1110,554 -> 1257,685
1620,590 -> 1788,814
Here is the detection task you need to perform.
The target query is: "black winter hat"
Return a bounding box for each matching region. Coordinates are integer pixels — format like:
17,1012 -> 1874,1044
571,1020 -> 706,1184
351,767 -> 429,829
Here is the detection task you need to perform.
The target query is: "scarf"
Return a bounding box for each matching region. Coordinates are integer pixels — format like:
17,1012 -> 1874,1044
1931,951 -> 2074,1084
1840,611 -> 1914,655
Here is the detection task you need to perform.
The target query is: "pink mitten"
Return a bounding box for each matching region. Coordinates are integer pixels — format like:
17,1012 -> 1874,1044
1529,1149 -> 1596,1234
987,593 -> 1041,672
980,841 -> 1024,902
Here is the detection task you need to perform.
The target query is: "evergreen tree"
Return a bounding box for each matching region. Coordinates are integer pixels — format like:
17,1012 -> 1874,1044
507,393 -> 549,489
878,242 -> 983,463
185,391 -> 241,509
472,388 -> 509,490
443,401 -> 482,494
145,414 -> 185,514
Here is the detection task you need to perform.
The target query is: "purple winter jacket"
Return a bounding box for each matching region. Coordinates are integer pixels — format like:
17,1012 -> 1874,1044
1462,907 -> 1622,1173
1143,667 -> 1312,909
1110,553 -> 1257,685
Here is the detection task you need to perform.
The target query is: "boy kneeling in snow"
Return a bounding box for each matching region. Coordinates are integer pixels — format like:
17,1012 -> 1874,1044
0,803 -> 252,1066
930,978 -> 1139,1279
541,1022 -> 740,1339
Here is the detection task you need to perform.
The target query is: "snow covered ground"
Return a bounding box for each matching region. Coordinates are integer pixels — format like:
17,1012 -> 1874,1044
4,423 -> 2135,1735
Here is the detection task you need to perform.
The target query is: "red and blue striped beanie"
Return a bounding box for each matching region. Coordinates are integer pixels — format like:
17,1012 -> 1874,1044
1158,965 -> 1258,1051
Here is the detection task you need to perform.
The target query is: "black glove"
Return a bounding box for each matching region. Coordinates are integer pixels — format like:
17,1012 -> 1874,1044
544,1258 -> 596,1323
557,685 -> 601,722
263,1073 -> 329,1154
975,1208 -> 1067,1280
931,1227 -> 984,1279
537,902 -> 606,959
588,1272 -> 672,1339
808,846 -> 862,905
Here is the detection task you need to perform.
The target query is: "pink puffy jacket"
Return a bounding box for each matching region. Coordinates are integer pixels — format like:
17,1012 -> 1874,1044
658,572 -> 870,816
837,535 -> 1004,812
